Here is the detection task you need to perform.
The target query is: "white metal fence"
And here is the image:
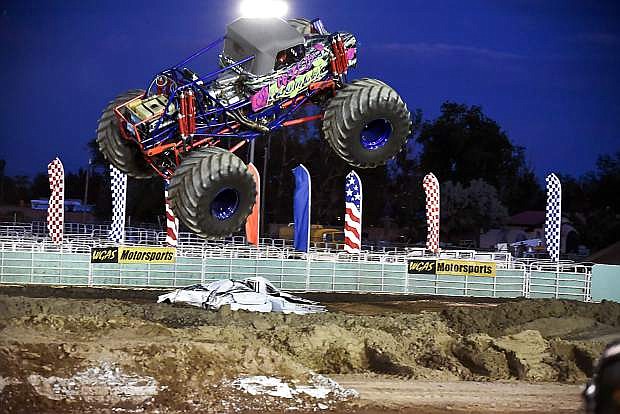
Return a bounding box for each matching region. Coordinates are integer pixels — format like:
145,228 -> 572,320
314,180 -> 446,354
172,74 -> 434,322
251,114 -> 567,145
0,222 -> 592,301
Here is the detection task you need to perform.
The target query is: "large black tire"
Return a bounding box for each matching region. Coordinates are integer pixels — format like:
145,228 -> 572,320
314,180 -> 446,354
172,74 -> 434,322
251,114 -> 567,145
168,147 -> 256,239
322,78 -> 412,168
97,89 -> 154,179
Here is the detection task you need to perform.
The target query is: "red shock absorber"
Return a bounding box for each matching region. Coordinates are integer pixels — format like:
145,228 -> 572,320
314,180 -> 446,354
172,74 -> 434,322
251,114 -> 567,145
187,90 -> 196,137
336,35 -> 347,74
330,35 -> 348,76
178,91 -> 188,139
330,37 -> 338,76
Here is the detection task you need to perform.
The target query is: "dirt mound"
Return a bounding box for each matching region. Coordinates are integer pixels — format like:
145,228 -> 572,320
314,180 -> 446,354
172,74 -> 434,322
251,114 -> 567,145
441,298 -> 620,337
1,292 -> 619,413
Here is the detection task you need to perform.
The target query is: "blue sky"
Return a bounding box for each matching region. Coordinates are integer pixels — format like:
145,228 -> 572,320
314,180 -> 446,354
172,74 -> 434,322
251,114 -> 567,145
0,0 -> 618,178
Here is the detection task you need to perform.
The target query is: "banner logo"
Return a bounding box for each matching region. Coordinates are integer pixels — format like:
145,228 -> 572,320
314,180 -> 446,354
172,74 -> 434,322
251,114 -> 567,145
91,247 -> 176,264
91,247 -> 118,263
407,259 -> 436,274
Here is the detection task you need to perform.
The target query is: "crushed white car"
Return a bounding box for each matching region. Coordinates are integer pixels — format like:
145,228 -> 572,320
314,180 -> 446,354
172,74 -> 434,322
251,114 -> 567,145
157,277 -> 326,314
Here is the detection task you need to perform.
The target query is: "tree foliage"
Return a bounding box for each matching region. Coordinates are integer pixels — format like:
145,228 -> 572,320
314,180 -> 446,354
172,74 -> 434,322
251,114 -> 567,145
417,102 -> 543,213
562,151 -> 620,251
441,179 -> 509,241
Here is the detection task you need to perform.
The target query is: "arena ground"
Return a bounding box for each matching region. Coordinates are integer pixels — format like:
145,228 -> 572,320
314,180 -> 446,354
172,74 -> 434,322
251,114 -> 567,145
1,285 -> 619,413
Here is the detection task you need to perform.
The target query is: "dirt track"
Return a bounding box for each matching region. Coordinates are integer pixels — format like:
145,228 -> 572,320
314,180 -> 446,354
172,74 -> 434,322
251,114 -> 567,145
1,285 -> 619,413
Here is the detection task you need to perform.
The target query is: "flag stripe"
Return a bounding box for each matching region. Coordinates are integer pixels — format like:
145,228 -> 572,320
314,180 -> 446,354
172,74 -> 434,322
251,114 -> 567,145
345,207 -> 360,222
344,238 -> 360,251
344,223 -> 360,240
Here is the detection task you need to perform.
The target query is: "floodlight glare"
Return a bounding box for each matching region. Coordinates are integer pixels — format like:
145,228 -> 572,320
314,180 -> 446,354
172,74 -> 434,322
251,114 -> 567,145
239,0 -> 289,18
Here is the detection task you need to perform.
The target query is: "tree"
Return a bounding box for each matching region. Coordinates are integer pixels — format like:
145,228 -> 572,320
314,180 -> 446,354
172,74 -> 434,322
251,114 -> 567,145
417,102 -> 543,213
441,179 -> 508,245
575,151 -> 620,251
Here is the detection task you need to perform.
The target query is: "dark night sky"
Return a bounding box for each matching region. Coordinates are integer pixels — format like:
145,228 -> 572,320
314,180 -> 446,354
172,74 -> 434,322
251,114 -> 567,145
0,0 -> 618,179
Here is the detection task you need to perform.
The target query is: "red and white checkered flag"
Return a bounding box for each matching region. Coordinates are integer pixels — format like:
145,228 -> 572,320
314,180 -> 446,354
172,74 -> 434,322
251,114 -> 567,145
47,157 -> 65,244
423,173 -> 440,254
164,179 -> 179,247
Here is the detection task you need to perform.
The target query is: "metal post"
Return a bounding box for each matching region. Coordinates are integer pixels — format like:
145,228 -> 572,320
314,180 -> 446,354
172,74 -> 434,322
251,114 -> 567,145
29,250 -> 34,284
249,140 -> 256,164
356,259 -> 361,292
147,262 -> 152,287
331,259 -> 336,291
305,254 -> 310,290
0,246 -> 4,284
201,249 -> 206,284
58,249 -> 63,285
464,274 -> 468,297
88,261 -> 93,287
555,263 -> 560,299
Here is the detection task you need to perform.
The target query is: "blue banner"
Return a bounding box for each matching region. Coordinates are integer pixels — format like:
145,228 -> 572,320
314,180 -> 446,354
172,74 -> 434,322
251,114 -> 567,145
292,164 -> 311,253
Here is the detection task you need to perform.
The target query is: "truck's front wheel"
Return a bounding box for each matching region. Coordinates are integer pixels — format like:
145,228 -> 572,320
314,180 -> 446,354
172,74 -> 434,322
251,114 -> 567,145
96,89 -> 154,179
168,147 -> 256,239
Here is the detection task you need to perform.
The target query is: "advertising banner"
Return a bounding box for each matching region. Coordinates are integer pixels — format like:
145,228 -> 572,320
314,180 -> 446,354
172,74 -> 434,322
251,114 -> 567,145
91,247 -> 176,264
407,259 -> 496,277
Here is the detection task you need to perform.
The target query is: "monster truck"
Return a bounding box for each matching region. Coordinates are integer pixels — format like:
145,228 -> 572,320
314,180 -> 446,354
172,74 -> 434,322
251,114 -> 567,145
97,17 -> 412,239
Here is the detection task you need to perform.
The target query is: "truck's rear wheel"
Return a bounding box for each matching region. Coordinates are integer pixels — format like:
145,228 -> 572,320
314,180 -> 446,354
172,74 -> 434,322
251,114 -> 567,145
97,89 -> 154,179
322,78 -> 412,168
168,147 -> 256,239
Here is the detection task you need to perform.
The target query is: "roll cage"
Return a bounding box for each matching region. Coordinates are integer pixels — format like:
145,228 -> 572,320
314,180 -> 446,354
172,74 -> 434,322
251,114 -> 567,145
113,35 -> 337,179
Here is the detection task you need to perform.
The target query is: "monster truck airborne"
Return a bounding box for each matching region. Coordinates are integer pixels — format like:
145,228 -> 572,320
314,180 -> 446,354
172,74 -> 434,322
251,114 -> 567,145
97,17 -> 412,238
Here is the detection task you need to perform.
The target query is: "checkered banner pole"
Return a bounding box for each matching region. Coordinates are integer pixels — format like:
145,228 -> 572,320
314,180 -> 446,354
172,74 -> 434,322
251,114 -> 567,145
544,173 -> 562,262
164,179 -> 179,247
47,157 -> 65,244
423,173 -> 440,254
109,165 -> 128,244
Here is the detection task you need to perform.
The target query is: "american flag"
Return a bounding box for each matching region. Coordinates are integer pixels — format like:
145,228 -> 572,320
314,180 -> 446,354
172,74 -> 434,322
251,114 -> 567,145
344,171 -> 362,253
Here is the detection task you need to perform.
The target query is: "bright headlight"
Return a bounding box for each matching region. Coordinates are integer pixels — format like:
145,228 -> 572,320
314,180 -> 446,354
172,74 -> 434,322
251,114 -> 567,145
239,0 -> 289,18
